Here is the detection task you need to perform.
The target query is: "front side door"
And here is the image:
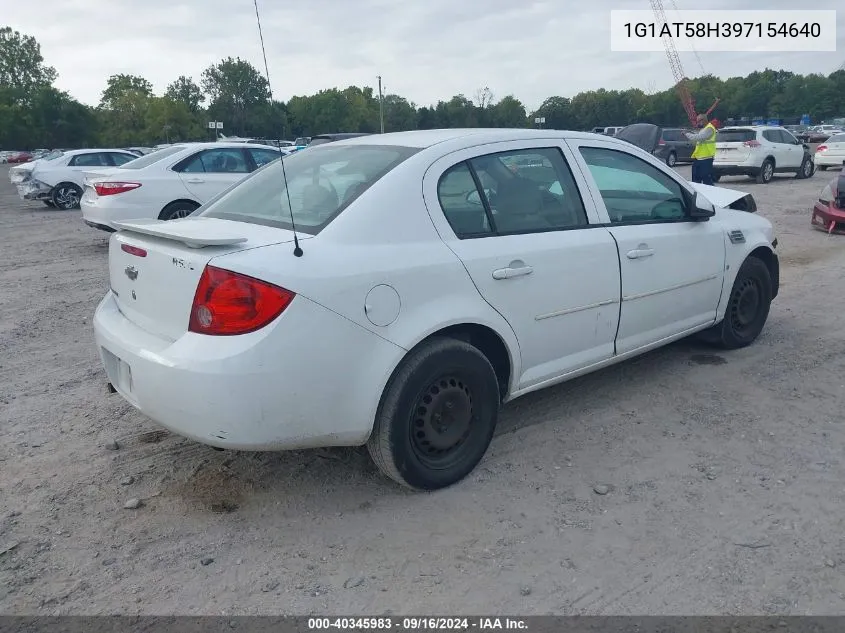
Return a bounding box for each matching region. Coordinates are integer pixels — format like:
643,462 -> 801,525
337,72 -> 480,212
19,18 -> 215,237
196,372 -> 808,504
567,139 -> 726,355
174,147 -> 251,203
423,142 -> 621,389
778,129 -> 805,167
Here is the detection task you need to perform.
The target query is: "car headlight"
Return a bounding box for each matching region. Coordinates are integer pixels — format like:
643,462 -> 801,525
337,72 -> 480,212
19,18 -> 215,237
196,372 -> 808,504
819,183 -> 833,204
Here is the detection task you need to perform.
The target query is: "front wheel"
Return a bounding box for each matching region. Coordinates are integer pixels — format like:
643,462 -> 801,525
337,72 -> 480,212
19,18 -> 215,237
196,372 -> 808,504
367,337 -> 500,490
42,200 -> 55,208
51,183 -> 82,210
666,151 -> 677,167
698,256 -> 772,350
796,157 -> 814,179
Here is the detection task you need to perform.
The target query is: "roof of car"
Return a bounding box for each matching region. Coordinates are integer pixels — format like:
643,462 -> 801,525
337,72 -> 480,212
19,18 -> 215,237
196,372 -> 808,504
322,128 -> 625,149
719,125 -> 784,130
64,148 -> 139,155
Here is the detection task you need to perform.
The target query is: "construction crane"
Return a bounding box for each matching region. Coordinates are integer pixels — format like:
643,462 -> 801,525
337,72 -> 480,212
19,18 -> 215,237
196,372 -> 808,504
649,0 -> 719,126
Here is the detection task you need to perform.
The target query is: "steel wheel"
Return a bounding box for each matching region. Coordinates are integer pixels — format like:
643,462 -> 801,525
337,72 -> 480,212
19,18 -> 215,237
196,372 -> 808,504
729,277 -> 761,339
410,375 -> 474,470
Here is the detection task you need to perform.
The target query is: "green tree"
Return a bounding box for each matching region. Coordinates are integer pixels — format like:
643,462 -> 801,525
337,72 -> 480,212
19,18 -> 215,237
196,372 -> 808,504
97,74 -> 154,145
201,57 -> 270,135
0,26 -> 57,104
165,75 -> 204,113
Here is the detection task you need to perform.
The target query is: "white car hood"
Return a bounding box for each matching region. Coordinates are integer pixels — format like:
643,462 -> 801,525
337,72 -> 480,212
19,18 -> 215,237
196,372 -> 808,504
688,182 -> 750,208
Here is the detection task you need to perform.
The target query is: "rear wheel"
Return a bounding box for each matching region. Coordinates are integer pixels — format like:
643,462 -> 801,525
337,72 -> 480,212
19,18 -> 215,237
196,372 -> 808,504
756,159 -> 774,184
159,201 -> 199,221
666,151 -> 677,167
698,256 -> 772,350
51,183 -> 82,210
367,337 -> 500,490
711,173 -> 721,183
42,200 -> 55,208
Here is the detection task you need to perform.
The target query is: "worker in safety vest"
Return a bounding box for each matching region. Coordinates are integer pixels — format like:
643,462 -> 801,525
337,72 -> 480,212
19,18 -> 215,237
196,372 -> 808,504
685,114 -> 717,185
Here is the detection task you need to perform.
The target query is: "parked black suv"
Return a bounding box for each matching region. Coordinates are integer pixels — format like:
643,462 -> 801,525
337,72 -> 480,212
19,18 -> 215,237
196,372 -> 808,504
652,128 -> 695,166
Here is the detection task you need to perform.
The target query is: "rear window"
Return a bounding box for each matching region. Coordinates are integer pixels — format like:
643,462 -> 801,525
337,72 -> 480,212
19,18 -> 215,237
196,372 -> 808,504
198,145 -> 420,234
118,145 -> 187,169
826,133 -> 845,144
716,129 -> 757,143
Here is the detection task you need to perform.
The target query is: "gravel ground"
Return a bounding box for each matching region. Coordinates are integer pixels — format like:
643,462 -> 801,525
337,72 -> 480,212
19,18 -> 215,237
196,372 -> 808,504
1,162 -> 844,616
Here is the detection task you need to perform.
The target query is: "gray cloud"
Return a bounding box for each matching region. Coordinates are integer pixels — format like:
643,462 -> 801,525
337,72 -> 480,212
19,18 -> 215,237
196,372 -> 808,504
5,0 -> 843,110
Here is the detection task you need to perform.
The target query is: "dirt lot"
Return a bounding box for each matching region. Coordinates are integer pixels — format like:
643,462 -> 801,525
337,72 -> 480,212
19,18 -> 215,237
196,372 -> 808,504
1,163 -> 844,616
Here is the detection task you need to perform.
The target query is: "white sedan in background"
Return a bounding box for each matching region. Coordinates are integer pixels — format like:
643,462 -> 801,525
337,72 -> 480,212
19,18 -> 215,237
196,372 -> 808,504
93,128 -> 779,491
10,148 -> 139,209
814,133 -> 845,171
80,142 -> 290,232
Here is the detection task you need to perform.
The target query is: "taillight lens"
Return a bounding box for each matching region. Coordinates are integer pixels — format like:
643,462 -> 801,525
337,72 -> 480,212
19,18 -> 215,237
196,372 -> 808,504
816,145 -> 828,153
658,138 -> 665,145
743,140 -> 761,147
188,265 -> 295,336
94,182 -> 141,196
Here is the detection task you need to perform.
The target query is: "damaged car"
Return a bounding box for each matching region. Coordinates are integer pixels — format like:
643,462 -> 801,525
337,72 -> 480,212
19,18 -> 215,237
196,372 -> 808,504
10,148 -> 138,209
811,168 -> 845,234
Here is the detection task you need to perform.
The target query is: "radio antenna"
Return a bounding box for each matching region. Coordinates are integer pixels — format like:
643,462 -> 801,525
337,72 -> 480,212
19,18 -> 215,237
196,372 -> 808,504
253,0 -> 302,257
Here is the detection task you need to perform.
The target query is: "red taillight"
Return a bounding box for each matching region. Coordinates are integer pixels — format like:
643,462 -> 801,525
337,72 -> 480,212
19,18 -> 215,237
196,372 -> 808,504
121,243 -> 147,257
743,140 -> 761,147
94,181 -> 141,196
188,265 -> 295,336
816,145 -> 828,153
658,138 -> 665,145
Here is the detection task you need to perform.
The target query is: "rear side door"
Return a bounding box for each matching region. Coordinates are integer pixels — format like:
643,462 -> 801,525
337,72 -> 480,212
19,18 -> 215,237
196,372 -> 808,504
672,129 -> 695,161
423,141 -> 621,389
567,139 -> 725,355
173,147 -> 251,203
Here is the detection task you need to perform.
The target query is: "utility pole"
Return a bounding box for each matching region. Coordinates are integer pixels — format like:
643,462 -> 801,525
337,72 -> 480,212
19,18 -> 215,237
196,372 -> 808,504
377,75 -> 385,134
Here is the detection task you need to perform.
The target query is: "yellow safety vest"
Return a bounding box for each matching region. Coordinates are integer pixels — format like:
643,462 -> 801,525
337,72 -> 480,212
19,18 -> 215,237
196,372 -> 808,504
691,123 -> 717,160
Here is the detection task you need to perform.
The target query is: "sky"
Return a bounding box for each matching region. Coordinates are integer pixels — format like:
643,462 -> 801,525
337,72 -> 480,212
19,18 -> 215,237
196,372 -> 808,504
5,0 -> 844,111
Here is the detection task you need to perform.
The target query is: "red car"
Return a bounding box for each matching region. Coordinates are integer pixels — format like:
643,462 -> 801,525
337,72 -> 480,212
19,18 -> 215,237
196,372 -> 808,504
811,168 -> 845,234
6,151 -> 33,164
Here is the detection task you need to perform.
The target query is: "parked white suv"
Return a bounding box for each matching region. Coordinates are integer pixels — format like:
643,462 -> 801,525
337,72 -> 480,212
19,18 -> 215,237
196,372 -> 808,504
713,126 -> 815,184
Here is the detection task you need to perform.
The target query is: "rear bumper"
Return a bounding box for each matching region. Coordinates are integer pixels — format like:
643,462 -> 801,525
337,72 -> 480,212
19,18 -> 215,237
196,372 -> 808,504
811,201 -> 845,234
712,164 -> 760,175
93,291 -> 403,450
84,219 -> 116,233
814,154 -> 845,168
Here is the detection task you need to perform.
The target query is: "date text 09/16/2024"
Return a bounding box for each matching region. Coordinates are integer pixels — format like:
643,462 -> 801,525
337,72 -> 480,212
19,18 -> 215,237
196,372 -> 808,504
307,617 -> 528,630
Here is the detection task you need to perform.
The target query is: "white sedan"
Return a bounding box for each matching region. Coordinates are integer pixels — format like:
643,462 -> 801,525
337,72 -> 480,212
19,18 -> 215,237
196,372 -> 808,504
814,133 -> 845,171
10,149 -> 139,209
93,128 -> 779,490
80,142 -> 290,232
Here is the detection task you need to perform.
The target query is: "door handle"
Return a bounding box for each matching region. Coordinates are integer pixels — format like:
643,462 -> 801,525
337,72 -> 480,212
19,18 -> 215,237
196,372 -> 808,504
626,248 -> 654,259
185,178 -> 205,184
492,265 -> 534,280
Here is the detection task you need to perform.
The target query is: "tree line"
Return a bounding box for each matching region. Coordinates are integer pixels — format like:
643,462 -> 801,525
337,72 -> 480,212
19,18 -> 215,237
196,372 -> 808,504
2,25 -> 844,150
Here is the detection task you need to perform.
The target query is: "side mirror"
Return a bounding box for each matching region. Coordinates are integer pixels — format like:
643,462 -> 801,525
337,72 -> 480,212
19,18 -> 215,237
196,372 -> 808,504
689,191 -> 716,220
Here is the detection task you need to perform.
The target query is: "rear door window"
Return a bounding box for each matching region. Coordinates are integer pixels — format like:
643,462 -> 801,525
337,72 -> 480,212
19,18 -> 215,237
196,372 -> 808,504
175,148 -> 250,174
69,152 -> 110,167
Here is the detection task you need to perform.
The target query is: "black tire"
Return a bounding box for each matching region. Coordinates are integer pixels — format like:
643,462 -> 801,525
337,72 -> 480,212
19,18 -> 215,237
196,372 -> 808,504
51,182 -> 82,210
42,200 -> 55,208
666,151 -> 677,167
159,201 -> 199,221
367,337 -> 500,491
756,159 -> 774,184
795,157 -> 814,179
699,256 -> 772,350
711,173 -> 721,183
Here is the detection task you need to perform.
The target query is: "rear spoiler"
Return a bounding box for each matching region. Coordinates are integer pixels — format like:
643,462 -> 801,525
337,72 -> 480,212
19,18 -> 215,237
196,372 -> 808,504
112,218 -> 248,248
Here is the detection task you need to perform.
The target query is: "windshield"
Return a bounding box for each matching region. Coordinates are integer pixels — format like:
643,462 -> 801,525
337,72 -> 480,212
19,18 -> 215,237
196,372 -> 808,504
118,145 -> 187,169
199,144 -> 419,234
42,150 -> 64,161
716,129 -> 756,143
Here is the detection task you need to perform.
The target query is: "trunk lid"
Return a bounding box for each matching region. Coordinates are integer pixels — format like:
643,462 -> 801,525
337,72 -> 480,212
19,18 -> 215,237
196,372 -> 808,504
715,128 -> 756,162
82,168 -> 122,199
108,217 -> 303,340
614,123 -> 662,154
